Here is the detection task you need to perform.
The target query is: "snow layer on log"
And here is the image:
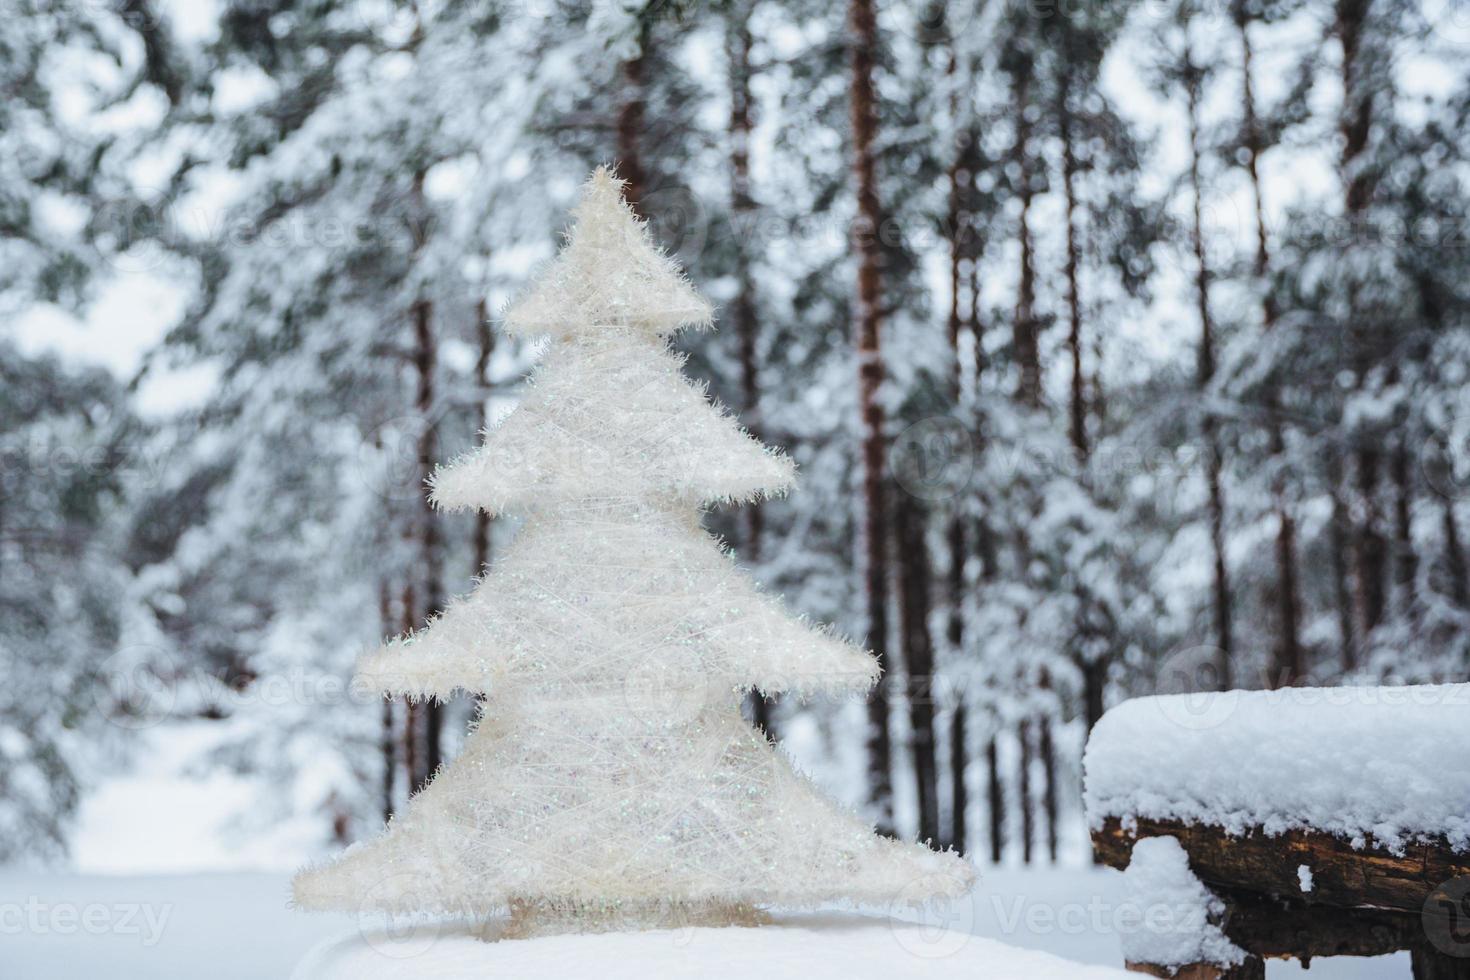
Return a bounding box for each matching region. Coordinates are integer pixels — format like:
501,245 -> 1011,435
1084,684 -> 1470,853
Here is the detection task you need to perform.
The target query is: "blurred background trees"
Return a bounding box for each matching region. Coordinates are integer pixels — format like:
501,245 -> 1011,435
4,0 -> 1469,866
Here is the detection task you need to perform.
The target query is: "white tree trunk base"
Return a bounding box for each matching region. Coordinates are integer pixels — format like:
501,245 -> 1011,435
499,898 -> 768,939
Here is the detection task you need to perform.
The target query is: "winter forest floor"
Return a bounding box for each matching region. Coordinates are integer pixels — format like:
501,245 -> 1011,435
2,721 -> 1409,978
2,868 -> 1407,979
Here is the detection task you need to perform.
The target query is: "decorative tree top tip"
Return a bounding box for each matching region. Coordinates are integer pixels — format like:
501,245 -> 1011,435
503,166 -> 715,339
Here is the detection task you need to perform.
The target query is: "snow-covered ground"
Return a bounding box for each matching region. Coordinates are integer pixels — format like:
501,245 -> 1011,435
2,717 -> 1411,978
70,719 -> 324,875
0,868 -> 1407,979
294,915 -> 1132,980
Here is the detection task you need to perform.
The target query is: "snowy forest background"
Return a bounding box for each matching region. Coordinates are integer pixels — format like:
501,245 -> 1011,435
6,0 -> 1470,876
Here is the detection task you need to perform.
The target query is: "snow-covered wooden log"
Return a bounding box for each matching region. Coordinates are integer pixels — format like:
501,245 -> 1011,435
1083,684 -> 1470,979
1097,818 -> 1462,974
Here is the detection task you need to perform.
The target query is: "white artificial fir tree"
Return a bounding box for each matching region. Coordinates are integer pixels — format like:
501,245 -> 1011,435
293,168 -> 974,938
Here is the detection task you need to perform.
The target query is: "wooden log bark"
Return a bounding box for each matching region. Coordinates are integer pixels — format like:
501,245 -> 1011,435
1411,941 -> 1470,980
1221,891 -> 1421,960
1094,815 -> 1470,915
1124,882 -> 1421,975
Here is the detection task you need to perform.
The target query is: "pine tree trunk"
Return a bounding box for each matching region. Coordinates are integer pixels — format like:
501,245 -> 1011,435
1059,71 -> 1087,457
729,9 -> 764,567
1270,446 -> 1304,684
617,19 -> 649,211
400,168 -> 444,791
1240,13 -> 1303,687
1018,719 -> 1033,864
1443,498 -> 1469,610
1012,73 -> 1041,409
728,3 -> 772,738
986,735 -> 1004,864
472,299 -> 494,721
379,579 -> 397,822
946,124 -> 966,379
412,295 -> 444,791
1083,657 -> 1106,733
1354,448 -> 1388,646
1337,0 -> 1387,649
1011,69 -> 1046,857
1039,716 -> 1058,863
1329,457 -> 1358,673
1392,440 -> 1417,617
966,235 -> 995,587
400,581 -> 419,794
380,697 -> 396,819
474,298 -> 494,577
1186,40 -> 1233,688
118,0 -> 183,105
945,503 -> 966,851
944,73 -> 974,852
1238,13 -> 1271,316
848,0 -> 895,834
895,493 -> 940,846
1083,655 -> 1106,865
969,244 -> 986,388
1014,201 -> 1040,407
949,703 -> 968,854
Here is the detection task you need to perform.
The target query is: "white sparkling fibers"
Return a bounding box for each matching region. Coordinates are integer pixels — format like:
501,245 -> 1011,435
292,168 -> 974,937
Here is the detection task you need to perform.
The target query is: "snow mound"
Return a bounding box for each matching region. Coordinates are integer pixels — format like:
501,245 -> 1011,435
1120,837 -> 1246,971
291,915 -> 1131,980
1084,683 -> 1470,852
